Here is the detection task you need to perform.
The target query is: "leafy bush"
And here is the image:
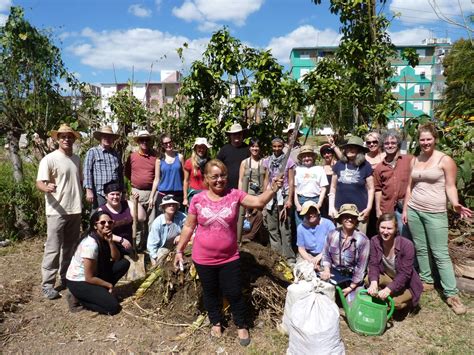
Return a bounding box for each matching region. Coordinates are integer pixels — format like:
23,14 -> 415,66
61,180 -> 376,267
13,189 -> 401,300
0,159 -> 46,240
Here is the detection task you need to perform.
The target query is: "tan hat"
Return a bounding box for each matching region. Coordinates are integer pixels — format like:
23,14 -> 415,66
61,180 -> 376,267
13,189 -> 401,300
297,145 -> 316,161
300,201 -> 320,216
50,124 -> 81,140
225,123 -> 245,134
133,130 -> 154,142
341,136 -> 368,153
93,126 -> 119,140
334,204 -> 361,222
283,122 -> 303,135
193,137 -> 212,149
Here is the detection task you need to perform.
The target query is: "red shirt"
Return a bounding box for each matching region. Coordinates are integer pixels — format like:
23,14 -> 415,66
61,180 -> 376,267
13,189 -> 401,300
373,154 -> 413,213
184,158 -> 206,190
125,150 -> 157,190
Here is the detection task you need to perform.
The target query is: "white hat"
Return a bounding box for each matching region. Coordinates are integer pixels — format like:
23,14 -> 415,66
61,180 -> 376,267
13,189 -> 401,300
283,122 -> 303,135
225,123 -> 245,134
193,137 -> 212,149
133,130 -> 154,142
159,194 -> 180,208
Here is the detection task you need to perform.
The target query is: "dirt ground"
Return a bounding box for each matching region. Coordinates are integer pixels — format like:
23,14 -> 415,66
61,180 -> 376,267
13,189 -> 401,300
1,238 -> 473,354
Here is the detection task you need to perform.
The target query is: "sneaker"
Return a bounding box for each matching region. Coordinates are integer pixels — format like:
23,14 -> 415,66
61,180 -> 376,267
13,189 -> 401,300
446,296 -> 467,315
42,288 -> 61,300
66,291 -> 83,313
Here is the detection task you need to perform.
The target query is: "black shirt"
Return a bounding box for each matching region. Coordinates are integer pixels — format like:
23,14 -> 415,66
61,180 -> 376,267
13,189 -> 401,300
217,143 -> 250,189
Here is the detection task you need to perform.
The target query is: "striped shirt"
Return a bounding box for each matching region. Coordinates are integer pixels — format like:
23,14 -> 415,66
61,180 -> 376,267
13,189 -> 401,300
83,145 -> 123,197
322,228 -> 370,285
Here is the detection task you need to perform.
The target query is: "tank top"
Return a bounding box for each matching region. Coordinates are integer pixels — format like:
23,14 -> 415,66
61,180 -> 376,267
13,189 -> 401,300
408,155 -> 446,213
101,201 -> 133,243
159,155 -> 183,192
243,158 -> 264,195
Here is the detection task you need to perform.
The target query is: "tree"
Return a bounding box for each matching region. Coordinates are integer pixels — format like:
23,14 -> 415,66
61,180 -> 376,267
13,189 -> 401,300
439,39 -> 474,121
157,28 -> 306,155
311,0 -> 418,129
0,7 -> 77,236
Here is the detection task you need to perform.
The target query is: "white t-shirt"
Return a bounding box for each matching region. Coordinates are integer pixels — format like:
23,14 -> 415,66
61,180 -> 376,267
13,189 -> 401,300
294,165 -> 329,197
37,150 -> 82,215
66,236 -> 98,281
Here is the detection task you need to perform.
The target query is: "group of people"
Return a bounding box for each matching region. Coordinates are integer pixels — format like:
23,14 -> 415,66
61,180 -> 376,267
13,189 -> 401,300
36,120 -> 471,346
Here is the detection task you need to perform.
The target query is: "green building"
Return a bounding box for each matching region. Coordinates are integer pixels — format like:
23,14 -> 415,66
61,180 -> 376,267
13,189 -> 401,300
289,38 -> 452,128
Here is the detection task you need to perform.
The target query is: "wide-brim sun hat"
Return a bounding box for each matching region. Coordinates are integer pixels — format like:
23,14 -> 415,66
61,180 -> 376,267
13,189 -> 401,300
50,124 -> 81,140
300,200 -> 320,216
283,122 -> 303,135
334,203 -> 361,222
159,194 -> 180,209
133,130 -> 154,142
319,143 -> 334,156
297,145 -> 316,161
93,125 -> 119,140
193,137 -> 212,149
341,136 -> 369,153
226,123 -> 245,134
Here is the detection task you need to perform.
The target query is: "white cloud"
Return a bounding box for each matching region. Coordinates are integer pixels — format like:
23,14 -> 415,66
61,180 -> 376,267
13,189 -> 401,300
390,0 -> 471,25
0,13 -> 7,26
389,27 -> 432,45
128,4 -> 152,18
172,0 -> 264,30
267,25 -> 341,64
67,27 -> 209,72
155,0 -> 162,11
0,0 -> 12,12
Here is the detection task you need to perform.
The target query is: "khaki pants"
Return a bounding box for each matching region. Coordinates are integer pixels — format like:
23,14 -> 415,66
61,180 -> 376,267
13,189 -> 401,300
370,273 -> 413,309
132,188 -> 156,250
41,214 -> 81,289
265,201 -> 295,264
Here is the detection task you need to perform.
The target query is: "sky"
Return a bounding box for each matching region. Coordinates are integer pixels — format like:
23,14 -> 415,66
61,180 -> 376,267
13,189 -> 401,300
0,0 -> 472,85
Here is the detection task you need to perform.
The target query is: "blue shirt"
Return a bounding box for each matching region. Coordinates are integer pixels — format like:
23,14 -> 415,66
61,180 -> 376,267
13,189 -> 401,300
158,156 -> 183,192
297,217 -> 335,255
83,145 -> 123,196
147,211 -> 187,259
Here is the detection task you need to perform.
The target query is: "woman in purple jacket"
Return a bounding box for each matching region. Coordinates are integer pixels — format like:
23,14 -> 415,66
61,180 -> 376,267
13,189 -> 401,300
367,213 -> 423,310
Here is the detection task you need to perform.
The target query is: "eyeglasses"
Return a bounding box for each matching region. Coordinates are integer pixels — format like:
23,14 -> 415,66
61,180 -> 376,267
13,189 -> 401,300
384,141 -> 397,146
97,220 -> 114,226
208,174 -> 228,181
365,140 -> 378,146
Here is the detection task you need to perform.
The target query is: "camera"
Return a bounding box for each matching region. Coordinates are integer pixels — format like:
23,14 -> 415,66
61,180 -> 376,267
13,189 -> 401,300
334,265 -> 353,276
249,182 -> 261,194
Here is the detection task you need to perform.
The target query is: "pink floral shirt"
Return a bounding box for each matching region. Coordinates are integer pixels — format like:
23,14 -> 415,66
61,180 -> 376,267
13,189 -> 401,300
189,189 -> 247,265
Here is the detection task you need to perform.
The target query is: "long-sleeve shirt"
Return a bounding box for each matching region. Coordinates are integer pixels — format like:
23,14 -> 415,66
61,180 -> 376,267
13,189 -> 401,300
147,211 -> 187,260
322,228 -> 370,285
83,145 -> 123,197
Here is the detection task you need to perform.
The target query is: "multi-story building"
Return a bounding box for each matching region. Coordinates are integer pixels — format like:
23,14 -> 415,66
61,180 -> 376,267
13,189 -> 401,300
289,38 -> 452,128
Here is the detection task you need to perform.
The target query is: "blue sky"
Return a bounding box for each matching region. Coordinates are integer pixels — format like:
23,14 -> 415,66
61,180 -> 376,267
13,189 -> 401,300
0,0 -> 471,85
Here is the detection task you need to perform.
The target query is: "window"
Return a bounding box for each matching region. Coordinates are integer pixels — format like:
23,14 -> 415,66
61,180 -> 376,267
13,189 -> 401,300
413,102 -> 423,110
416,49 -> 426,57
299,50 -> 311,59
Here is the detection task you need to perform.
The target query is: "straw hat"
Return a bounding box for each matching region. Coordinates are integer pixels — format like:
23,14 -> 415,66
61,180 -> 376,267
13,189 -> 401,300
300,201 -> 320,216
50,124 -> 80,140
93,126 -> 119,140
282,122 -> 303,135
133,130 -> 154,142
334,204 -> 361,222
297,145 -> 316,161
225,123 -> 245,134
193,137 -> 212,149
341,136 -> 368,153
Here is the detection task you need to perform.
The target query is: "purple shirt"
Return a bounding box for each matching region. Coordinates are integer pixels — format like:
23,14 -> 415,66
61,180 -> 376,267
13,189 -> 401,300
368,235 -> 423,306
322,229 -> 370,285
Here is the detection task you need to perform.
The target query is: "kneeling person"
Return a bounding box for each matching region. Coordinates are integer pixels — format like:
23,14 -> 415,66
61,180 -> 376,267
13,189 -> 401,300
66,211 -> 130,315
297,201 -> 335,270
147,195 -> 186,266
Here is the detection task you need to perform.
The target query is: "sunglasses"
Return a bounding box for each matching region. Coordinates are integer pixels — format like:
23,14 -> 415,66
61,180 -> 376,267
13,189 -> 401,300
208,174 -> 228,181
365,140 -> 378,146
162,141 -> 173,146
97,220 -> 114,226
162,194 -> 177,203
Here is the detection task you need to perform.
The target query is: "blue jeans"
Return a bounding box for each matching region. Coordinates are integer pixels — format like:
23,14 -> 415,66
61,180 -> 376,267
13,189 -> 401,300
295,195 -> 319,227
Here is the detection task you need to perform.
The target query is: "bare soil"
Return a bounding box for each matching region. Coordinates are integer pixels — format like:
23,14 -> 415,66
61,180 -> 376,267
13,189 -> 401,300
1,238 -> 473,354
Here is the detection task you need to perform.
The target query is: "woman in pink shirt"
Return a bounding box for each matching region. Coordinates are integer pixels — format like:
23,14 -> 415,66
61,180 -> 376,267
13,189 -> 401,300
174,159 -> 283,346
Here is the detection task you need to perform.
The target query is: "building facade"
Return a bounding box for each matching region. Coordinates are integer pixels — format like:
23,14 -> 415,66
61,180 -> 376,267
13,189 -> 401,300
289,38 -> 452,128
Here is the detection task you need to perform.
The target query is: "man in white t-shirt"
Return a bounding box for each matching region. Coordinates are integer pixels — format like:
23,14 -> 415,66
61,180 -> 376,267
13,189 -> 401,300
36,124 -> 83,300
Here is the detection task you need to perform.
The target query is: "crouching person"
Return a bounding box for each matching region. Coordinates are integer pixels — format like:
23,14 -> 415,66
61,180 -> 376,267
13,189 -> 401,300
147,195 -> 186,266
367,213 -> 423,310
65,211 -> 130,315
